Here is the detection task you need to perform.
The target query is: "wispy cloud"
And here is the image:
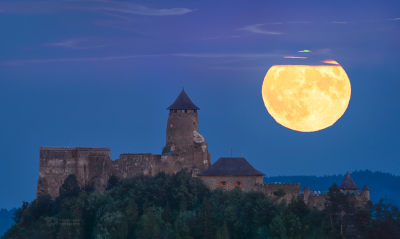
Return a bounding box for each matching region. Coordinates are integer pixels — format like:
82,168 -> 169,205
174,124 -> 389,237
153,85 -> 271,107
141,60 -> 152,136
66,2 -> 193,16
321,59 -> 339,65
390,18 -> 400,20
1,52 -> 280,65
44,38 -> 109,49
100,4 -> 192,16
171,53 -> 279,58
284,56 -> 307,59
238,24 -> 282,35
0,54 -> 162,65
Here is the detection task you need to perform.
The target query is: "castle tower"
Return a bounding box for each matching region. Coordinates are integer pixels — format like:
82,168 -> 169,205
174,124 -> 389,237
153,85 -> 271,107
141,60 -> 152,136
304,185 -> 310,201
339,172 -> 359,192
361,185 -> 370,201
162,88 -> 211,173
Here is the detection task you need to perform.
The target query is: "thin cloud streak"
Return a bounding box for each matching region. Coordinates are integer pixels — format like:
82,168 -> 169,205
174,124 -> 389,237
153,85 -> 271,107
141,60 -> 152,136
101,4 -> 192,16
66,3 -> 193,16
0,55 -> 163,65
1,53 -> 280,65
238,24 -> 282,35
44,38 -> 109,49
172,53 -> 279,58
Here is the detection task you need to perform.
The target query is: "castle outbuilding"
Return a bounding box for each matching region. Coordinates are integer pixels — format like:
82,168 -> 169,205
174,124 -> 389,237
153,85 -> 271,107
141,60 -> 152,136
197,157 -> 265,191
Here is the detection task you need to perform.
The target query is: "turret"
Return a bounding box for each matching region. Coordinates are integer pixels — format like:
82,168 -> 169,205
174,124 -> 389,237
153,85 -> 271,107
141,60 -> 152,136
339,172 -> 359,192
304,185 -> 310,201
361,185 -> 370,201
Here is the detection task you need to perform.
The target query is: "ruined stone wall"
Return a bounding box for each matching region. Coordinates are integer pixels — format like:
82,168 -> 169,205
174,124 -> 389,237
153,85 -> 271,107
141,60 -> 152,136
253,182 -> 301,204
304,191 -> 370,210
37,147 -> 111,198
112,153 -> 155,178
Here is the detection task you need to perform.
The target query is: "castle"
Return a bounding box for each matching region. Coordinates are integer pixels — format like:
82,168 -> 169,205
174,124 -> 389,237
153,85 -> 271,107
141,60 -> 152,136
36,89 -> 370,209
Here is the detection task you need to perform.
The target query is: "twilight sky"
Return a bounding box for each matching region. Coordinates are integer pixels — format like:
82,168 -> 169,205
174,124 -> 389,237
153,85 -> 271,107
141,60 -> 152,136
0,0 -> 399,209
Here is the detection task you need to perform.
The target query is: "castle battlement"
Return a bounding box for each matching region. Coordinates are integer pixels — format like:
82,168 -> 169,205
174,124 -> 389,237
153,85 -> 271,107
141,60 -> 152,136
40,147 -> 110,151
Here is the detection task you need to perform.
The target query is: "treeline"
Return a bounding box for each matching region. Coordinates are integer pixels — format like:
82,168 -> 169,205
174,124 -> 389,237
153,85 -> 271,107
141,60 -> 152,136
2,170 -> 400,239
265,170 -> 400,207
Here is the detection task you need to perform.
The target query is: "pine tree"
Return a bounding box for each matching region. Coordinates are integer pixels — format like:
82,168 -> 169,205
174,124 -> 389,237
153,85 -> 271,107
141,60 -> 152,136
59,174 -> 81,200
197,198 -> 213,239
217,221 -> 230,239
162,201 -> 172,223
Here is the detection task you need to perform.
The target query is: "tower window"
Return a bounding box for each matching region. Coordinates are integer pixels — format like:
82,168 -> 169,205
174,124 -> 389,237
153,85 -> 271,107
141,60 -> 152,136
84,165 -> 86,173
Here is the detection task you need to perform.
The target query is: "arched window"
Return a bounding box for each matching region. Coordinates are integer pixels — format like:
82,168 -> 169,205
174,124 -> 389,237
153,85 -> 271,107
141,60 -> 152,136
218,181 -> 228,187
233,181 -> 243,188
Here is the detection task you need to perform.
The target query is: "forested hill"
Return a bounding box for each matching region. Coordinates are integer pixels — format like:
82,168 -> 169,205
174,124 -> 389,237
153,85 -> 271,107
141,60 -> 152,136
3,171 -> 400,239
264,170 -> 400,207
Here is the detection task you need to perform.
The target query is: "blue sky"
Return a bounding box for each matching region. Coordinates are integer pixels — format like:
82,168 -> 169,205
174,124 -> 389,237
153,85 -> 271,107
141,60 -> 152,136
0,0 -> 399,209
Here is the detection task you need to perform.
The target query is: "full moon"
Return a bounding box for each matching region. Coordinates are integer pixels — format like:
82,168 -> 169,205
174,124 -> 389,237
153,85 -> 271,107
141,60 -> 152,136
262,65 -> 351,132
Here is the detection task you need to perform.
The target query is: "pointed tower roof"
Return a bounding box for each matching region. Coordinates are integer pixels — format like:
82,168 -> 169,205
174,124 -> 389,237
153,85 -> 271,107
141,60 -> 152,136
197,157 -> 265,176
167,89 -> 200,110
362,185 -> 370,191
304,185 -> 310,191
339,172 -> 359,190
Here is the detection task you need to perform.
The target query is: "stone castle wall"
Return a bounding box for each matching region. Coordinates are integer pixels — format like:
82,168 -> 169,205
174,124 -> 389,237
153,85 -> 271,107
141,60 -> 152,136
303,190 -> 370,210
37,147 -> 111,198
199,176 -> 263,192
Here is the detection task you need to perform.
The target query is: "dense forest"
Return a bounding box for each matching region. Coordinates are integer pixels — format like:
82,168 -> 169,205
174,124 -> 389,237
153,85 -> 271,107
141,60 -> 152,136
2,170 -> 399,239
264,170 -> 400,207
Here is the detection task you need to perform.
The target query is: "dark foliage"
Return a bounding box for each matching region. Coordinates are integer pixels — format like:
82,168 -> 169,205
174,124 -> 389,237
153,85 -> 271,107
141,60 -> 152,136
58,174 -> 81,200
105,174 -> 120,191
3,170 -> 400,239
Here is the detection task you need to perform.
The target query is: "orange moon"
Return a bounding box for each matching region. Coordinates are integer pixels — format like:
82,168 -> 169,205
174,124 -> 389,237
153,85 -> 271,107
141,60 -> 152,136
262,65 -> 351,132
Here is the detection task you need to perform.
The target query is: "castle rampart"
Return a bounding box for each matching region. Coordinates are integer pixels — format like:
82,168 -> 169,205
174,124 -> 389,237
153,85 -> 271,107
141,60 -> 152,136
37,147 -> 111,198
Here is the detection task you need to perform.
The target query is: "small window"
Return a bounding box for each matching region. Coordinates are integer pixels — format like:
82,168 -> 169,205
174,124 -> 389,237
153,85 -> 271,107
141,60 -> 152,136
84,165 -> 86,173
233,181 -> 243,187
96,166 -> 98,171
170,123 -> 174,128
218,181 -> 228,187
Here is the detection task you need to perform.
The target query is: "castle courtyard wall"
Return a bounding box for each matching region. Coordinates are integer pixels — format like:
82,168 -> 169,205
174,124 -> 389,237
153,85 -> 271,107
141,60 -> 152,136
37,147 -> 110,198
